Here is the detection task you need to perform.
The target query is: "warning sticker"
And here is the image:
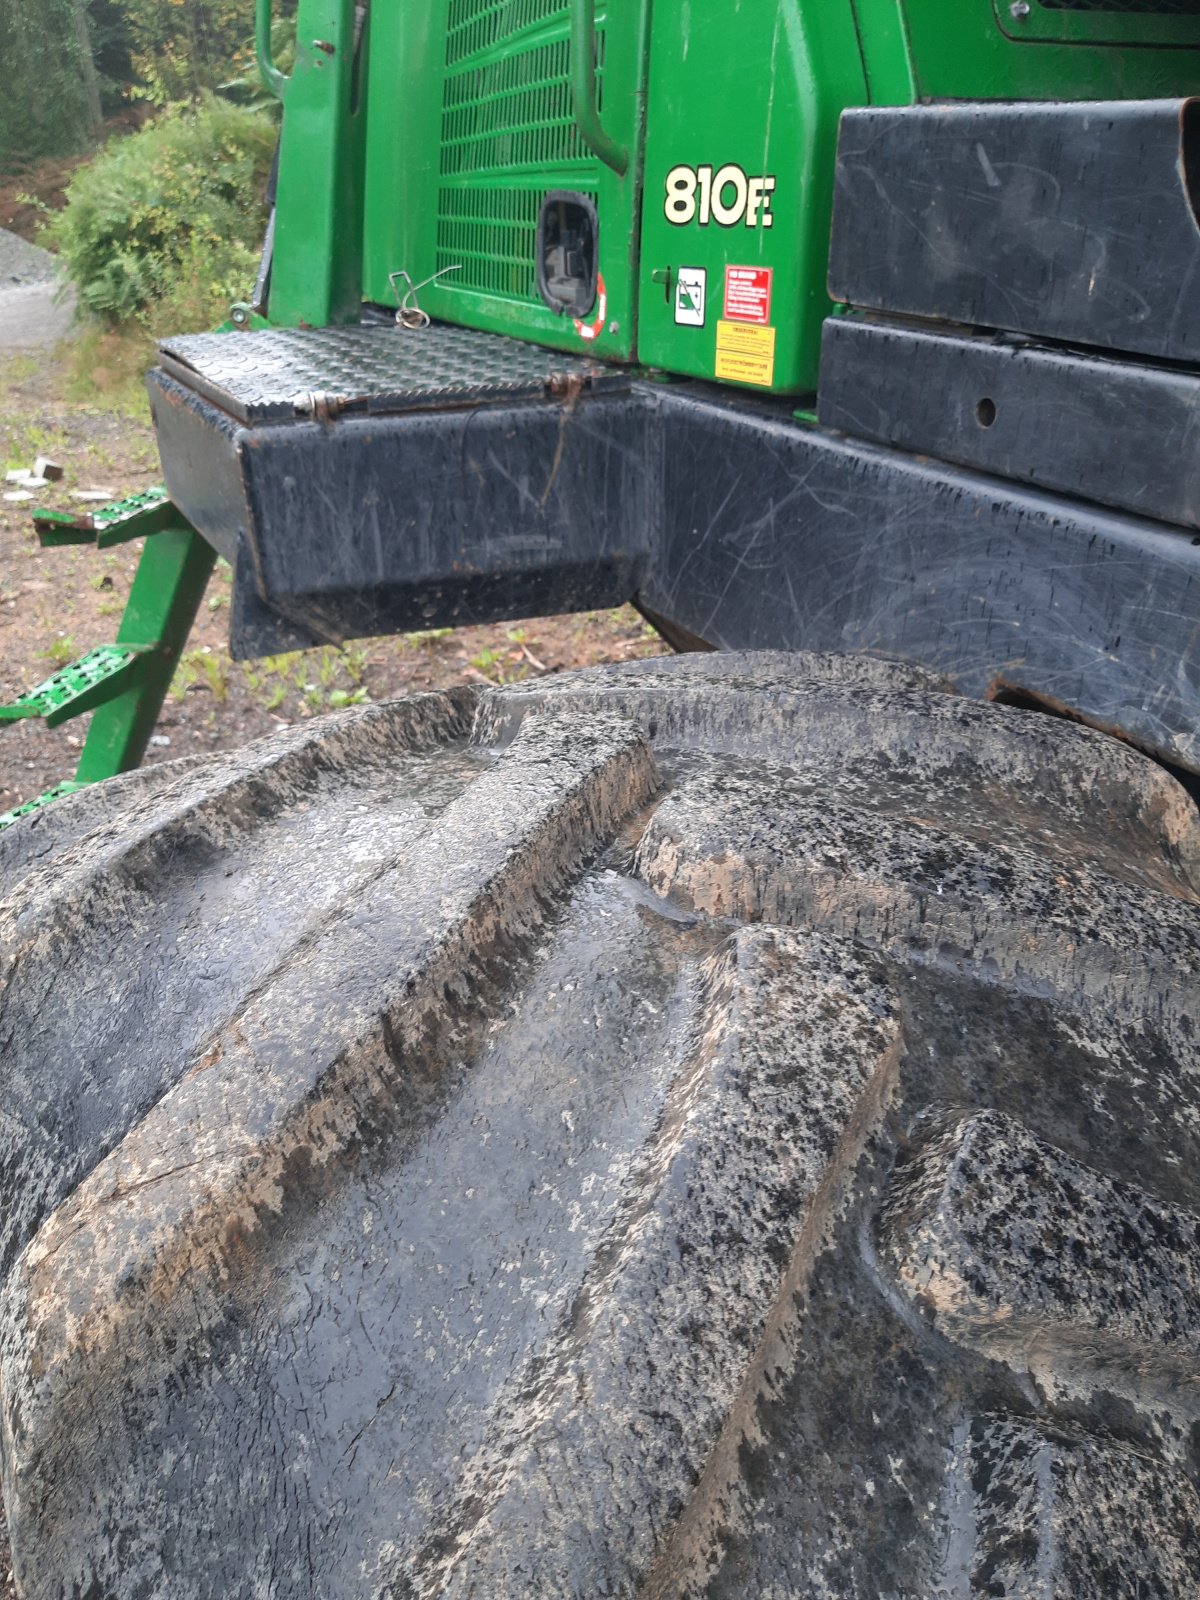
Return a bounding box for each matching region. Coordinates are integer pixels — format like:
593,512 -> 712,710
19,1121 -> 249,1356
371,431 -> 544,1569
723,265 -> 772,325
715,320 -> 776,388
674,266 -> 706,327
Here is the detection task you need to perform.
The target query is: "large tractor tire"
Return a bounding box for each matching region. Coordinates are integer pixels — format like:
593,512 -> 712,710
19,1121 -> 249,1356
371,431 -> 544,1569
1,652 -> 1199,1599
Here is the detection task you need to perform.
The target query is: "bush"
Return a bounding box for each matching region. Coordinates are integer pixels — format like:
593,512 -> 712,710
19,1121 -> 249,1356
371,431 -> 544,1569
46,97 -> 275,329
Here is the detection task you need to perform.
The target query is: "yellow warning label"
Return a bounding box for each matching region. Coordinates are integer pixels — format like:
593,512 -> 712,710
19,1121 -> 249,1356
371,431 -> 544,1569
714,319 -> 776,388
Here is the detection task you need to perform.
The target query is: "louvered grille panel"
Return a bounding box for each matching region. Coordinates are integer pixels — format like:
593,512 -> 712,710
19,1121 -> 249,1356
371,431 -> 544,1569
440,38 -> 583,176
436,186 -> 599,301
436,188 -> 540,300
438,1 -> 604,304
446,0 -> 567,67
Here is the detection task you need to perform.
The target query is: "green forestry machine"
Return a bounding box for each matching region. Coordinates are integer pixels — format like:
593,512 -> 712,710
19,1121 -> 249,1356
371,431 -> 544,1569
5,1 -> 1200,1594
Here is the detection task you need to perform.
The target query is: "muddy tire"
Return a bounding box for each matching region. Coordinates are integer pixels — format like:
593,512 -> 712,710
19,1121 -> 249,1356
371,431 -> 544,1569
2,652 -> 1199,1599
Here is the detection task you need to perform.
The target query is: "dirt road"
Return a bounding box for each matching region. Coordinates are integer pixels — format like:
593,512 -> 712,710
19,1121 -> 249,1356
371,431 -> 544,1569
0,228 -> 76,350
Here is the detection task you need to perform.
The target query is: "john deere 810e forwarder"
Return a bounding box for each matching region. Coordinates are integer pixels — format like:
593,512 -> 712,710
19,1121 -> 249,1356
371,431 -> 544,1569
3,2 -> 1200,1595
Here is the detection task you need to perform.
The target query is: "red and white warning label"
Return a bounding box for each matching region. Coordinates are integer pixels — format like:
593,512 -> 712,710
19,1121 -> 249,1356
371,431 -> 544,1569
723,266 -> 772,325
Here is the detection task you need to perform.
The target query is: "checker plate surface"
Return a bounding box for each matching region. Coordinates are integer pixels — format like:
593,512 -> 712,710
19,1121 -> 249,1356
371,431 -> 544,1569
157,325 -> 624,423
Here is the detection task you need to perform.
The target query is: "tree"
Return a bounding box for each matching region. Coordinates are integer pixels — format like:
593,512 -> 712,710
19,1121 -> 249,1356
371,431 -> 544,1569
0,1 -> 292,175
72,0 -> 105,140
87,0 -> 138,117
0,0 -> 102,169
109,0 -> 257,105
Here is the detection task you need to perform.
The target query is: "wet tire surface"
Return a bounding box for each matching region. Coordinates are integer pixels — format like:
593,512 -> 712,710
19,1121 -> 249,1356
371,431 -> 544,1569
1,652 -> 1199,1598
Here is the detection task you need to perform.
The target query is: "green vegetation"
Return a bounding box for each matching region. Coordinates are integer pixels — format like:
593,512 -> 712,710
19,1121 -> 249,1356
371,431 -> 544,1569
1,4 -> 295,356
402,627 -> 454,651
172,646 -> 231,703
1,1 -> 301,168
3,419 -> 70,476
0,1 -> 101,167
219,646 -> 372,717
41,635 -> 78,669
109,0 -> 254,107
45,98 -> 275,327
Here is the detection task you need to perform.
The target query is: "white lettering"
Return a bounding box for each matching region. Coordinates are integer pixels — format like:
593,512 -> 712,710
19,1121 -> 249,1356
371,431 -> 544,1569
710,164 -> 748,226
664,165 -> 777,228
665,164 -> 697,225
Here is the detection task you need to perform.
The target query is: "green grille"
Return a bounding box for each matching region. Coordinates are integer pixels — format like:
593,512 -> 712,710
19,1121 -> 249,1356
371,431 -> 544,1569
436,185 -> 599,300
437,187 -> 542,299
441,37 -> 586,176
446,0 -> 568,67
438,0 -> 604,305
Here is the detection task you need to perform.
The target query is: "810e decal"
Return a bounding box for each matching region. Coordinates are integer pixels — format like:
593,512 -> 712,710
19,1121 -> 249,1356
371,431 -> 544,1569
664,164 -> 776,229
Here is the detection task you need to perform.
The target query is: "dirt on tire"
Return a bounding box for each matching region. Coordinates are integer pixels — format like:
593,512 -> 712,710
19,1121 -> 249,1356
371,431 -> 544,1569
1,651 -> 1198,1597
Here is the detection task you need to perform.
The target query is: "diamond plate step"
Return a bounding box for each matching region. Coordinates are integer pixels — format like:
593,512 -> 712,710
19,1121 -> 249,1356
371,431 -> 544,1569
35,487 -> 175,550
0,645 -> 155,728
0,782 -> 86,834
156,324 -> 627,423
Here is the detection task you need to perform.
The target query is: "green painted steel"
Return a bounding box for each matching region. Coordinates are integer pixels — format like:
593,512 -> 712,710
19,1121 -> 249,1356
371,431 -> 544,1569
91,488 -> 178,548
570,0 -> 630,176
637,1 -> 870,394
896,0 -> 1200,100
35,487 -> 176,550
255,0 -> 289,101
635,0 -> 1200,394
322,0 -> 1200,394
849,0 -> 1200,104
8,493 -> 213,817
359,0 -> 650,362
267,0 -> 368,327
0,783 -> 86,835
0,645 -> 153,728
73,520 -> 215,784
991,1 -> 1200,51
33,514 -> 96,548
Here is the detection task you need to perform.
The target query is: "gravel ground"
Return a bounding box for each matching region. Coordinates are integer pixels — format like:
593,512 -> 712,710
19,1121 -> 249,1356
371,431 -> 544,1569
0,283 -> 76,349
0,227 -> 76,349
0,227 -> 55,288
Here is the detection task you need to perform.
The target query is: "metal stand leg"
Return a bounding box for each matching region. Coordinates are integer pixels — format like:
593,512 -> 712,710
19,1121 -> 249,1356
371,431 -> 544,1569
74,520 -> 215,784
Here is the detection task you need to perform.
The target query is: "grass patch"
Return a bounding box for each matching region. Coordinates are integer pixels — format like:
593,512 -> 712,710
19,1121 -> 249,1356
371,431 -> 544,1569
239,645 -> 372,716
40,635 -> 76,668
62,323 -> 157,420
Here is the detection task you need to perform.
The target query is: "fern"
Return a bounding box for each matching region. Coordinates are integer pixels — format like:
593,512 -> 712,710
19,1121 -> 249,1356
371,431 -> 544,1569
45,97 -> 276,328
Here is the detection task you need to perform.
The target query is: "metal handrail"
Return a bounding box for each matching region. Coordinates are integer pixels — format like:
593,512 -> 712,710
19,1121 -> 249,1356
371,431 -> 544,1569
569,0 -> 629,176
256,0 -> 289,101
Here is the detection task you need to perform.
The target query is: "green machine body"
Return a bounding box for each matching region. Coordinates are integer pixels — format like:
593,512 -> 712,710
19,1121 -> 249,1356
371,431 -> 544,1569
280,0 -> 1200,393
